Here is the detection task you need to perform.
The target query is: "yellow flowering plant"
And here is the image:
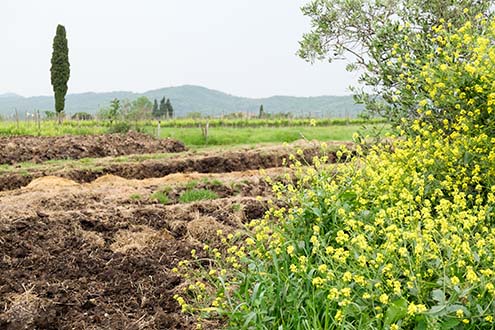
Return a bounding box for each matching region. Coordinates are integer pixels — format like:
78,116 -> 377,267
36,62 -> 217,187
391,14 -> 495,137
299,0 -> 492,127
175,18 -> 495,330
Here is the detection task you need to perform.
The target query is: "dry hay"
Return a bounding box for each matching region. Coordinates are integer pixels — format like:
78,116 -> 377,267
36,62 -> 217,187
78,229 -> 105,248
2,288 -> 48,328
90,174 -> 130,186
186,214 -> 235,243
110,225 -> 174,253
26,176 -> 79,191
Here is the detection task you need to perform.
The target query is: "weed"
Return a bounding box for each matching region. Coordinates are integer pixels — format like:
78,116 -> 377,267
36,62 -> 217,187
210,179 -> 223,186
129,193 -> 142,201
150,191 -> 170,204
231,203 -> 242,212
185,180 -> 199,190
179,189 -> 219,203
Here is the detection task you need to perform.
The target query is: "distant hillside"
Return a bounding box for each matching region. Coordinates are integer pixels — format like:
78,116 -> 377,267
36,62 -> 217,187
0,85 -> 363,119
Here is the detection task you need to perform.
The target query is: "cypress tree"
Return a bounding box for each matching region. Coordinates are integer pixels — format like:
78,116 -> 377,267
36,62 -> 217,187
50,24 -> 70,123
159,97 -> 167,118
166,98 -> 174,119
259,104 -> 265,118
152,99 -> 159,118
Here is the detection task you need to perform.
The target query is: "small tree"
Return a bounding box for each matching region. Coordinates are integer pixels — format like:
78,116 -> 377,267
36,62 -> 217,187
128,96 -> 153,120
108,98 -> 120,122
50,24 -> 70,124
166,98 -> 174,119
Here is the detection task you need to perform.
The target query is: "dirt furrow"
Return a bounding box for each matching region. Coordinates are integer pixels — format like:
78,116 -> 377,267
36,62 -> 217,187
0,142 -> 340,192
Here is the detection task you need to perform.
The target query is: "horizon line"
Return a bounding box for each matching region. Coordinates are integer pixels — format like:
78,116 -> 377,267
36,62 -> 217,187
1,84 -> 354,99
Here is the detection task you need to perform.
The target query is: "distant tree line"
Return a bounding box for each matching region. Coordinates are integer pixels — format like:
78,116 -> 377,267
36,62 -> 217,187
152,97 -> 174,119
97,96 -> 174,121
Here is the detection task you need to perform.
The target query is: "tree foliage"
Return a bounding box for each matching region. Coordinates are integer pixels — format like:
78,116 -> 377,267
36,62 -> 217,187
159,97 -> 167,118
298,0 -> 493,127
109,98 -> 120,120
166,98 -> 174,119
50,24 -> 70,121
152,99 -> 159,118
71,112 -> 93,120
392,15 -> 495,137
128,96 -> 153,120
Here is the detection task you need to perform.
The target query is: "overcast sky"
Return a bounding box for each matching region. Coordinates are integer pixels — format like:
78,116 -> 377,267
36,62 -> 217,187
1,0 -> 358,98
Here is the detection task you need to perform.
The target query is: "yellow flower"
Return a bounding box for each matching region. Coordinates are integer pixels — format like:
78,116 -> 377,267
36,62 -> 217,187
341,287 -> 351,297
466,267 -> 479,283
318,264 -> 328,273
312,276 -> 325,287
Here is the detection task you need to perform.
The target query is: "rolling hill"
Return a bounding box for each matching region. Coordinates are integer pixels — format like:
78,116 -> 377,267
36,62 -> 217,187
0,85 -> 363,119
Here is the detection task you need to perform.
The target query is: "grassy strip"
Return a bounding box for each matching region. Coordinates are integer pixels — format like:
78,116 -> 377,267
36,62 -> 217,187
151,125 -> 388,147
0,118 -> 387,137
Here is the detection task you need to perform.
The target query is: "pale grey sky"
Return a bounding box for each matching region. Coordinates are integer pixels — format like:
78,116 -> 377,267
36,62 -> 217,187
1,0 -> 358,98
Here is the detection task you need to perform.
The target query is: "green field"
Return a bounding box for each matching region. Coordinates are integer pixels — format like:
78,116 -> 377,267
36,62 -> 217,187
155,125 -> 382,147
0,118 -> 388,147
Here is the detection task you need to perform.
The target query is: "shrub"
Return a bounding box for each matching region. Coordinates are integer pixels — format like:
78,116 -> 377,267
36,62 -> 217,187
299,0 -> 493,129
174,18 -> 495,329
107,121 -> 131,134
390,15 -> 495,137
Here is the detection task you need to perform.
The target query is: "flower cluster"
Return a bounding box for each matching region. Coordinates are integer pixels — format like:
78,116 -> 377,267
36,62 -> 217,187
176,17 -> 495,329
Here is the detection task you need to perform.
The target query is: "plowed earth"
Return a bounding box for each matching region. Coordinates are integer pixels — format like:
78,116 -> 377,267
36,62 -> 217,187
0,141 -> 348,192
0,131 -> 186,165
0,141 -> 345,330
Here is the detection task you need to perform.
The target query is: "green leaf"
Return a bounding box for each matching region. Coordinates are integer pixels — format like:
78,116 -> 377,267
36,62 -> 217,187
414,316 -> 428,330
432,289 -> 446,304
428,305 -> 447,316
384,297 -> 408,326
439,319 -> 460,329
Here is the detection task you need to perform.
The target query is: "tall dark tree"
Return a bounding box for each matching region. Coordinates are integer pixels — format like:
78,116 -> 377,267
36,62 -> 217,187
50,24 -> 70,123
159,97 -> 167,118
259,104 -> 265,118
166,99 -> 174,119
152,99 -> 159,118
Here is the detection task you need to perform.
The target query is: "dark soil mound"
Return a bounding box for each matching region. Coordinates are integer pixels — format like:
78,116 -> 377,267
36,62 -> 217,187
0,131 -> 186,165
0,182 -> 267,329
